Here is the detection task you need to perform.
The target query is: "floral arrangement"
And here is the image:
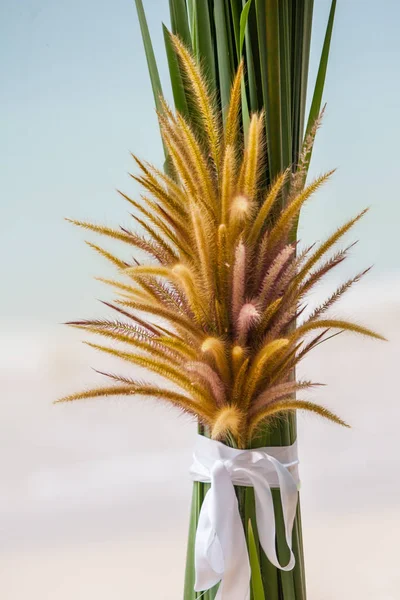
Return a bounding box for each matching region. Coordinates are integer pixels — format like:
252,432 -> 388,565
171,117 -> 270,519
59,14 -> 384,598
59,38 -> 382,447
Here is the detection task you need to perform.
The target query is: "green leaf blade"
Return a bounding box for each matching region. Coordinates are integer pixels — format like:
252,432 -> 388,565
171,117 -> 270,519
193,0 -> 217,94
214,0 -> 234,119
247,518 -> 266,600
305,0 -> 337,139
163,24 -> 190,118
134,0 -> 164,114
255,0 -> 283,181
239,0 -> 253,55
169,0 -> 192,49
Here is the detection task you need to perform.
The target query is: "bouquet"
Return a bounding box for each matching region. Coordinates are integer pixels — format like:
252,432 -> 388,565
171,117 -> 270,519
59,3 -> 384,599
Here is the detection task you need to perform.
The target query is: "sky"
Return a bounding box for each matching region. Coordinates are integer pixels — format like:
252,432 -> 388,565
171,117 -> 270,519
1,0 -> 400,323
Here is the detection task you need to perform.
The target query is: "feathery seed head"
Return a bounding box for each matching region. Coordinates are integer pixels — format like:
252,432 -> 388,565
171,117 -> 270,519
201,337 -> 221,354
232,195 -> 251,215
211,405 -> 243,441
237,303 -> 260,343
231,345 -> 245,377
232,345 -> 244,360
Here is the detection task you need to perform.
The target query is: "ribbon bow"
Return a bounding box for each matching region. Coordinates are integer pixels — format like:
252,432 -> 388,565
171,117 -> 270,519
190,434 -> 300,600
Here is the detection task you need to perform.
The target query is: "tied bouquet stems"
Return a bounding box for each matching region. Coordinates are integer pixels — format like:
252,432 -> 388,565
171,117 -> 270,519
58,2 -> 385,599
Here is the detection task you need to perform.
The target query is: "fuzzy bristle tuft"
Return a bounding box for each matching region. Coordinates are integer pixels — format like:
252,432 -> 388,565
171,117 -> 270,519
211,405 -> 243,441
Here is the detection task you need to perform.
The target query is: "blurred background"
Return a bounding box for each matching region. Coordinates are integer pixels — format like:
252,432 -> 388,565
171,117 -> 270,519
1,1 -> 399,598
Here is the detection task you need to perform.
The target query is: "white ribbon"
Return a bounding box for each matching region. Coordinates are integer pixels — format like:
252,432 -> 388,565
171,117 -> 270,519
190,434 -> 300,600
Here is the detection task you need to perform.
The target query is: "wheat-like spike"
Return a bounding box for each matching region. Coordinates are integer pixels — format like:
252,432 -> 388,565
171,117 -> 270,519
161,123 -> 202,198
263,305 -> 301,344
190,205 -> 216,298
299,209 -> 369,280
117,288 -> 153,304
308,268 -> 371,322
295,329 -> 341,363
98,301 -> 160,336
92,370 -> 145,385
124,264 -> 174,281
256,297 -> 283,337
69,219 -> 174,264
157,335 -> 198,360
293,319 -> 386,342
131,274 -> 182,312
129,169 -> 187,220
220,145 -> 236,225
158,114 -> 218,225
131,208 -> 182,263
56,384 -> 139,403
126,269 -> 203,321
85,341 -> 213,403
119,189 -> 189,248
134,275 -> 188,314
135,159 -> 190,213
232,357 -> 250,405
274,245 -> 313,297
69,322 -> 184,364
248,399 -> 349,439
127,230 -> 171,264
152,201 -> 193,250
66,318 -> 154,340
116,298 -> 203,341
172,263 -> 210,324
240,113 -> 264,201
249,380 -> 323,415
201,337 -> 230,385
118,190 -> 156,226
253,230 -> 270,290
217,224 -> 229,299
237,303 -> 260,345
267,170 -> 335,250
171,34 -> 221,169
96,277 -> 136,295
224,61 -> 244,148
214,298 -> 226,334
186,362 -> 226,406
266,343 -> 303,387
68,219 -> 149,252
258,245 -> 295,306
268,254 -> 299,300
247,169 -> 289,246
102,309 -> 174,343
291,106 -> 326,197
244,339 -> 290,406
231,345 -> 245,376
298,253 -> 348,303
56,385 -> 214,422
232,241 -> 246,322
85,241 -> 128,269
175,111 -> 217,206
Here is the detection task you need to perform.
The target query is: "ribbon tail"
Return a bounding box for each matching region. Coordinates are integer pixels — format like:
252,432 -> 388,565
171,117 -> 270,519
250,459 -> 298,571
194,489 -> 223,591
194,460 -> 251,600
269,456 -> 298,568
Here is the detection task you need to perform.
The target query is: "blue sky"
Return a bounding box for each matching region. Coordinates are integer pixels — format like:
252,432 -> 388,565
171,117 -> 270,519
1,0 -> 399,322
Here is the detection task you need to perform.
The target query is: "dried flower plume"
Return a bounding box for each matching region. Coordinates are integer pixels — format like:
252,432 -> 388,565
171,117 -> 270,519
58,36 -> 385,448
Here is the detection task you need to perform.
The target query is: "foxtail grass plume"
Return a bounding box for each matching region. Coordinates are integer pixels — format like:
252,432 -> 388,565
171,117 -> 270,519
59,35 -> 385,448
